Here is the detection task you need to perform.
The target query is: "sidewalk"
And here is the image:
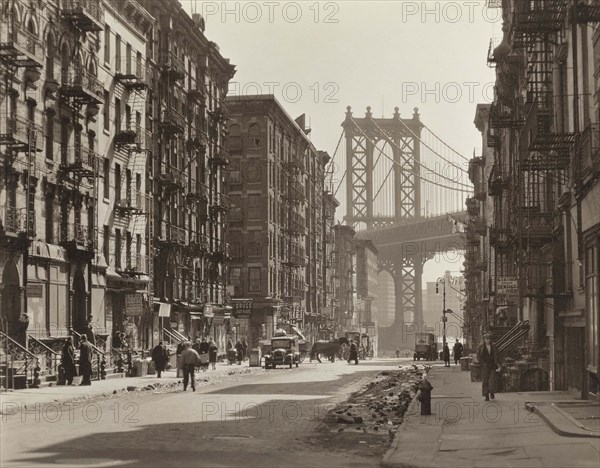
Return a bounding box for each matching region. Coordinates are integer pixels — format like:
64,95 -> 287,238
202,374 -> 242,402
382,365 -> 600,468
1,362 -> 263,414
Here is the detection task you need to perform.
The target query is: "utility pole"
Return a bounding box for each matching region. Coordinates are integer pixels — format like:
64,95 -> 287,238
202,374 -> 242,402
436,277 -> 447,346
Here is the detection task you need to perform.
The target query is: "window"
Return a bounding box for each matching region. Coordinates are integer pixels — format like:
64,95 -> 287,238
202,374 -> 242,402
248,123 -> 260,147
60,119 -> 69,163
46,35 -> 55,80
45,111 -> 54,160
126,231 -> 132,268
115,98 -> 121,131
103,91 -> 110,131
103,225 -> 109,263
103,158 -> 110,198
126,43 -> 132,74
249,267 -> 261,292
115,34 -> 121,71
115,229 -> 121,269
115,163 -> 121,201
248,194 -> 261,220
230,267 -> 242,295
45,196 -> 54,243
104,25 -> 110,64
586,241 -> 599,373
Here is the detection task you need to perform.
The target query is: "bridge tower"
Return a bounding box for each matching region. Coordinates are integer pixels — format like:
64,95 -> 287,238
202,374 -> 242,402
342,106 -> 425,351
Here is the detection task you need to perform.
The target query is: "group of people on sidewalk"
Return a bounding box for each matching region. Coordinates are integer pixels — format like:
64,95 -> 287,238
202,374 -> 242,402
441,339 -> 464,367
60,335 -> 94,386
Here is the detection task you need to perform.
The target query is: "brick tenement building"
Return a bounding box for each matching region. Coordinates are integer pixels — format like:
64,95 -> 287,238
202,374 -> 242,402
225,95 -> 330,349
0,0 -> 109,359
332,224 -> 356,333
0,0 -> 234,383
465,0 -> 600,396
139,0 -> 235,352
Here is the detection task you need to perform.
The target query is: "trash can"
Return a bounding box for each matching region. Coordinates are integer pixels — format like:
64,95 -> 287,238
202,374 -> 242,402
147,360 -> 156,375
132,360 -> 148,377
470,362 -> 481,382
460,356 -> 470,371
249,348 -> 261,367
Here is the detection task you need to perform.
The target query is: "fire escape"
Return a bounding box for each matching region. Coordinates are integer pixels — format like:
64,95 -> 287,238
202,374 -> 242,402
113,56 -> 152,279
281,152 -> 306,324
511,0 -> 574,303
56,3 -> 104,260
0,7 -> 44,250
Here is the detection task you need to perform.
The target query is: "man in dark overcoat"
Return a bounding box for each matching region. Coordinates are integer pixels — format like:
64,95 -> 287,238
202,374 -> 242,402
477,333 -> 500,401
78,335 -> 94,386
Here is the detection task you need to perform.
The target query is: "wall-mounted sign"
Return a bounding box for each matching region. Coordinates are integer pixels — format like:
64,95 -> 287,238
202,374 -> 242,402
231,299 -> 253,319
125,294 -> 143,316
27,283 -> 43,298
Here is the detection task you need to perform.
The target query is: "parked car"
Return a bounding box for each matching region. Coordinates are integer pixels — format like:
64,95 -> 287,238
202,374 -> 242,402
264,335 -> 300,369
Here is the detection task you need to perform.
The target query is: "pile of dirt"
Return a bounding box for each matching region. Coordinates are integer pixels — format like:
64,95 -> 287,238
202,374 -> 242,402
324,365 -> 425,435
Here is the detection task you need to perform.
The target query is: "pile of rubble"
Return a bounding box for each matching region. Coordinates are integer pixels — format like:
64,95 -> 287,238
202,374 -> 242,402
326,365 -> 426,435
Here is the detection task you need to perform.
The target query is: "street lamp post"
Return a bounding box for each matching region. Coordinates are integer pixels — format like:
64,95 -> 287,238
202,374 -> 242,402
436,277 -> 447,346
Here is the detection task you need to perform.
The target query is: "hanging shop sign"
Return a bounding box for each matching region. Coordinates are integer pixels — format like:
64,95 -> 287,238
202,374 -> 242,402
203,304 -> 215,319
230,299 -> 253,319
125,293 -> 144,316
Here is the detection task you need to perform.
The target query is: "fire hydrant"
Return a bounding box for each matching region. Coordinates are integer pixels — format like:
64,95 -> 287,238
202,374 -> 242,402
418,379 -> 433,415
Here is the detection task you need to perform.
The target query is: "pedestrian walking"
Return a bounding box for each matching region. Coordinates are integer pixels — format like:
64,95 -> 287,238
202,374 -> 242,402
176,340 -> 185,378
181,341 -> 200,391
442,342 -> 450,367
199,338 -> 210,372
453,339 -> 463,365
395,348 -> 400,358
192,338 -> 202,372
152,341 -> 169,378
78,335 -> 94,386
477,333 -> 500,401
61,337 -> 77,385
208,340 -> 218,370
235,339 -> 244,365
348,340 -> 359,365
241,339 -> 248,361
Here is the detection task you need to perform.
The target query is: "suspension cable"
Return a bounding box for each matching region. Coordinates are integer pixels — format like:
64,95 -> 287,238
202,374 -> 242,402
372,118 -> 467,173
350,118 -> 473,191
422,124 -> 471,162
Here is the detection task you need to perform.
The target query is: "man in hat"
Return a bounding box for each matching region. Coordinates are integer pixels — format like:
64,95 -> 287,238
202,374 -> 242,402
78,335 -> 94,386
181,341 -> 200,391
477,333 -> 500,401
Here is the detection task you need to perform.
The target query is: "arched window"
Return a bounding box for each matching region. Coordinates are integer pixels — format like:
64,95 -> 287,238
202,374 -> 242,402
46,35 -> 55,80
60,44 -> 69,83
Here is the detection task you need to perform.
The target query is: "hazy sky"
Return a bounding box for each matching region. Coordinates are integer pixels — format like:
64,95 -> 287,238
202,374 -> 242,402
182,0 -> 501,283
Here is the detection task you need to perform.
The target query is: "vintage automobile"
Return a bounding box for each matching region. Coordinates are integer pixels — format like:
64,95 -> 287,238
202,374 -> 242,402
264,335 -> 301,369
413,332 -> 437,361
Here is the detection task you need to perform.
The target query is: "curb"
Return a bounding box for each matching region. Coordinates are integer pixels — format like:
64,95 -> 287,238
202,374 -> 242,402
380,369 -> 430,468
0,367 -> 263,415
525,402 -> 600,439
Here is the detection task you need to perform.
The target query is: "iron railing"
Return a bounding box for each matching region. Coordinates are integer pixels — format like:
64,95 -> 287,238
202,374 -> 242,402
27,335 -> 60,377
0,206 -> 28,234
0,18 -> 44,65
61,66 -> 104,103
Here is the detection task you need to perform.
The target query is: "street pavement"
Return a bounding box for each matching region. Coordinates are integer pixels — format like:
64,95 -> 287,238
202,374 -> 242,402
383,364 -> 600,468
1,358 -> 406,468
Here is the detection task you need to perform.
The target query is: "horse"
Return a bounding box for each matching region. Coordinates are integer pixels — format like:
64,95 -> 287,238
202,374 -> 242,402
309,337 -> 349,363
